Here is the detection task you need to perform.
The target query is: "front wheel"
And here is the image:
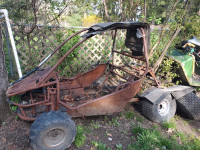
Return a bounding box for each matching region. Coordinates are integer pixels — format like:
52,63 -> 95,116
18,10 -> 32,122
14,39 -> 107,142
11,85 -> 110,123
30,111 -> 76,150
142,96 -> 176,123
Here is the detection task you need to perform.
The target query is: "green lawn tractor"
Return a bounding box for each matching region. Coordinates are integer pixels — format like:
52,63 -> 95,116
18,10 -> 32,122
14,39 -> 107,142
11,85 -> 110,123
140,36 -> 200,123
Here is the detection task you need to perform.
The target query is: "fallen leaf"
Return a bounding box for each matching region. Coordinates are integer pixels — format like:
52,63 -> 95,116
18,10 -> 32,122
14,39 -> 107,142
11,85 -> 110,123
1,137 -> 6,143
107,133 -> 112,137
91,147 -> 97,150
166,128 -> 173,134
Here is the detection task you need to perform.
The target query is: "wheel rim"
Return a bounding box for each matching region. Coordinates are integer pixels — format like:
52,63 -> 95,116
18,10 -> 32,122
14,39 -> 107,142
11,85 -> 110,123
44,128 -> 66,148
157,99 -> 170,116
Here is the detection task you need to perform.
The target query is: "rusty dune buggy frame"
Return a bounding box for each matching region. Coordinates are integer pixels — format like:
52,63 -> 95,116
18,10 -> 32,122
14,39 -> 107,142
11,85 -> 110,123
6,22 -> 159,150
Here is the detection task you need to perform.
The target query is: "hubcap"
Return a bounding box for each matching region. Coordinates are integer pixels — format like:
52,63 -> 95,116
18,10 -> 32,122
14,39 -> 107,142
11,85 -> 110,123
44,128 -> 66,148
157,99 -> 170,116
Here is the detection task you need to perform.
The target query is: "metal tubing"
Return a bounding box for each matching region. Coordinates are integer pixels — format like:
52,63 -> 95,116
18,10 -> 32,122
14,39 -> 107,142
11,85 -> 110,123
112,30 -> 117,64
40,38 -> 89,84
112,50 -> 145,61
11,101 -> 45,108
111,64 -> 141,78
110,70 -> 128,81
3,23 -> 13,77
8,81 -> 57,96
37,28 -> 88,67
17,112 -> 35,121
56,81 -> 60,110
140,28 -> 149,77
0,9 -> 22,78
10,28 -> 88,86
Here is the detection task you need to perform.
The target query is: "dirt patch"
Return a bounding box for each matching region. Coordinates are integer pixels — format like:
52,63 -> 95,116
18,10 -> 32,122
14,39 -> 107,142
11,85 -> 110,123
0,116 -> 31,150
0,104 -> 200,150
174,116 -> 200,138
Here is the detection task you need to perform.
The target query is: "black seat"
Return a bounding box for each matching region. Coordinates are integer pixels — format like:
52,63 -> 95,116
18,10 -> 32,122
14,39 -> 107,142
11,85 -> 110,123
125,28 -> 144,56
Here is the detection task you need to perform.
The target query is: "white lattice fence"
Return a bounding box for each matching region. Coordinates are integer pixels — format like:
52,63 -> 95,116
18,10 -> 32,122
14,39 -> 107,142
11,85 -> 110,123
4,25 -> 143,78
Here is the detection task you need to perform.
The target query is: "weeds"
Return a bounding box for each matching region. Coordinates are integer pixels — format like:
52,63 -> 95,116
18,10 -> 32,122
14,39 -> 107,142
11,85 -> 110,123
109,116 -> 120,127
129,124 -> 200,150
74,125 -> 86,147
123,130 -> 127,135
134,114 -> 144,123
91,140 -> 111,150
116,144 -> 123,150
161,119 -> 176,130
90,120 -> 101,129
124,111 -> 144,122
10,95 -> 21,112
125,111 -> 135,119
104,116 -> 108,122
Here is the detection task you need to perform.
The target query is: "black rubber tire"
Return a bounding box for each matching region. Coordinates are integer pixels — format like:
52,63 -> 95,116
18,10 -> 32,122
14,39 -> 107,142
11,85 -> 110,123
177,92 -> 200,120
142,97 -> 176,123
30,111 -> 76,150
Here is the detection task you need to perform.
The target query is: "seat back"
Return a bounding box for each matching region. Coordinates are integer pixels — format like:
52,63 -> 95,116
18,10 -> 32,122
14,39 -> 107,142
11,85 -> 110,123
125,28 -> 144,56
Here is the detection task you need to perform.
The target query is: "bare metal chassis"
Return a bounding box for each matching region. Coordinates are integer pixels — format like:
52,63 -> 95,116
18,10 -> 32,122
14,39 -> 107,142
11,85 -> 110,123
6,25 -> 159,121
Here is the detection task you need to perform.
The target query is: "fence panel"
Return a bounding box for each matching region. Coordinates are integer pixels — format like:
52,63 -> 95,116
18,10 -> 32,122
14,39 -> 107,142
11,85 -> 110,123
2,24 -> 142,79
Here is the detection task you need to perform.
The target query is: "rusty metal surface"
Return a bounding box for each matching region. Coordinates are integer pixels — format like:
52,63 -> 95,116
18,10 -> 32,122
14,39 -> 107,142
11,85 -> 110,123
7,68 -> 55,96
6,24 -> 159,121
66,80 -> 142,117
60,64 -> 107,90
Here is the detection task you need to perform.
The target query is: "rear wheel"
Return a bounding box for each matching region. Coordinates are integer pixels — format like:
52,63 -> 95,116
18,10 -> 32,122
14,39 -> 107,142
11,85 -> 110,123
30,111 -> 76,150
142,97 -> 176,123
177,92 -> 200,120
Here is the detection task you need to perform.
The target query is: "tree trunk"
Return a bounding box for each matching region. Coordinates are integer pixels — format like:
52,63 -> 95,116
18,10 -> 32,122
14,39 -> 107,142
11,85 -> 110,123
103,0 -> 111,22
0,25 -> 11,123
143,0 -> 146,22
119,0 -> 124,21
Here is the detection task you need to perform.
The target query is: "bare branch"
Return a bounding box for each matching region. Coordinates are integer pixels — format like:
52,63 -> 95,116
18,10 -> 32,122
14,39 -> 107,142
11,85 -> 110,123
130,0 -> 141,20
47,5 -> 69,24
24,0 -> 37,35
153,27 -> 182,72
143,0 -> 147,22
153,0 -> 194,72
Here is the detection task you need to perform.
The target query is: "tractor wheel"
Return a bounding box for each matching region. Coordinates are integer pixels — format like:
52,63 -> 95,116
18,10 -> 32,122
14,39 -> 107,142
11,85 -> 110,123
30,111 -> 76,150
176,92 -> 200,120
142,97 -> 176,123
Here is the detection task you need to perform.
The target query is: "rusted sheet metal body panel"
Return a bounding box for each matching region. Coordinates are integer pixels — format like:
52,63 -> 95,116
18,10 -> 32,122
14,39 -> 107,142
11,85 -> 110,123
60,64 -> 106,90
7,68 -> 55,96
67,80 -> 142,117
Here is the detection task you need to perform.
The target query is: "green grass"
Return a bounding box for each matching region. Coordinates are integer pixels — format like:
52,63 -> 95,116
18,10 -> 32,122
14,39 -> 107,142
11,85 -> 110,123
134,114 -> 144,123
116,144 -> 123,150
104,116 -> 108,122
91,140 -> 112,150
161,119 -> 176,130
10,95 -> 21,112
128,125 -> 200,150
125,111 -> 135,119
109,116 -> 120,127
124,111 -> 144,123
74,125 -> 87,147
90,120 -> 101,129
